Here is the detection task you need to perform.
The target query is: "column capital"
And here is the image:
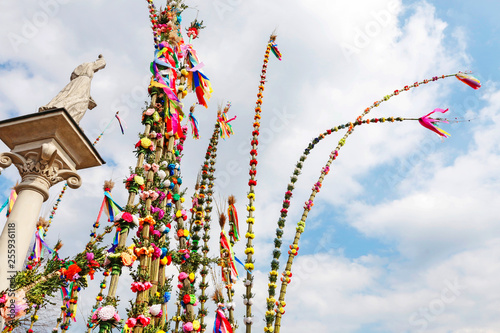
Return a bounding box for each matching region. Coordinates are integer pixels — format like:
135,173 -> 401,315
0,144 -> 81,201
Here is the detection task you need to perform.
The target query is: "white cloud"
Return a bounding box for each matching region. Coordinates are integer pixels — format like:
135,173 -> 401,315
0,0 -> 498,332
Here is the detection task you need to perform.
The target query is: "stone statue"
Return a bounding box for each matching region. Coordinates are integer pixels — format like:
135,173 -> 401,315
39,55 -> 106,124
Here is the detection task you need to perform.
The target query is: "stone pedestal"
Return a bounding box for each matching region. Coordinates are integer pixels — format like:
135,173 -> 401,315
0,108 -> 104,292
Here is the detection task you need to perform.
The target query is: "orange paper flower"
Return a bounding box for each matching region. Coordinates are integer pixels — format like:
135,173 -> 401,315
121,252 -> 137,266
139,215 -> 156,226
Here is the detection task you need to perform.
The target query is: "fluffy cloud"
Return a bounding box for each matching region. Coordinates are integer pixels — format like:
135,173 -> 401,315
0,0 -> 496,332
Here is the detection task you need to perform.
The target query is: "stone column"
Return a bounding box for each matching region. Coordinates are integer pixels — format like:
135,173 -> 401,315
0,147 -> 82,292
0,109 -> 104,292
0,147 -> 82,284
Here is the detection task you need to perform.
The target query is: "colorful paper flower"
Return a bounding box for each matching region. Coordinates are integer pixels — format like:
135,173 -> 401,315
149,304 -> 162,317
137,314 -> 151,326
97,305 -> 117,321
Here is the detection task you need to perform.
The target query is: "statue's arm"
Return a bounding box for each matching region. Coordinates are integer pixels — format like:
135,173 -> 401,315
88,96 -> 97,110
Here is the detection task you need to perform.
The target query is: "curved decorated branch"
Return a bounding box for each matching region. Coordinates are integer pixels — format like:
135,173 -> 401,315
271,73 -> 481,333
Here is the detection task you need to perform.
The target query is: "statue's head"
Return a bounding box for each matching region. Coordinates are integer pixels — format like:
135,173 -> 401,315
93,54 -> 106,72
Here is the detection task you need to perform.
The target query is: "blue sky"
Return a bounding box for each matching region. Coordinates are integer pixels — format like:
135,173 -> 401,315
1,1 -> 500,332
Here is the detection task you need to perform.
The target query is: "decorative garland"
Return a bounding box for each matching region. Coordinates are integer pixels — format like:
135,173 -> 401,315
243,34 -> 282,332
193,118 -> 221,329
222,196 -> 239,331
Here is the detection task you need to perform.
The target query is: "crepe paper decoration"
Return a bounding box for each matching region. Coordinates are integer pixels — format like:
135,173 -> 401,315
227,198 -> 239,243
150,77 -> 179,103
186,19 -> 205,41
31,226 -> 53,263
68,295 -> 77,322
60,285 -> 70,309
234,256 -> 252,274
107,230 -> 120,254
270,41 -> 282,61
165,97 -> 183,119
189,112 -> 200,139
0,197 -> 8,215
166,101 -> 184,138
184,45 -> 213,107
93,112 -> 125,146
218,103 -> 236,139
214,308 -> 233,333
115,111 -> 126,135
90,306 -> 120,332
93,187 -> 123,251
190,70 -> 212,108
103,191 -> 123,222
150,45 -> 180,102
6,188 -> 17,217
130,281 -> 153,292
156,43 -> 179,76
220,230 -> 239,283
419,108 -> 451,138
124,174 -> 145,193
456,72 -> 481,90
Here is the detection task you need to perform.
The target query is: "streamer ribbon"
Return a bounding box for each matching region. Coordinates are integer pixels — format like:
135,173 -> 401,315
6,188 -> 17,217
189,112 -> 200,139
32,226 -> 53,262
0,198 -> 8,215
115,112 -> 126,134
220,230 -> 239,282
104,191 -> 123,222
234,256 -> 252,275
270,41 -> 282,60
228,204 -> 239,242
214,308 -> 233,333
418,108 -> 451,138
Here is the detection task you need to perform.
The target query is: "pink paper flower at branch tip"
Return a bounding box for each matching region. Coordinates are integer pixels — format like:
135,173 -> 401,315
418,108 -> 451,138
